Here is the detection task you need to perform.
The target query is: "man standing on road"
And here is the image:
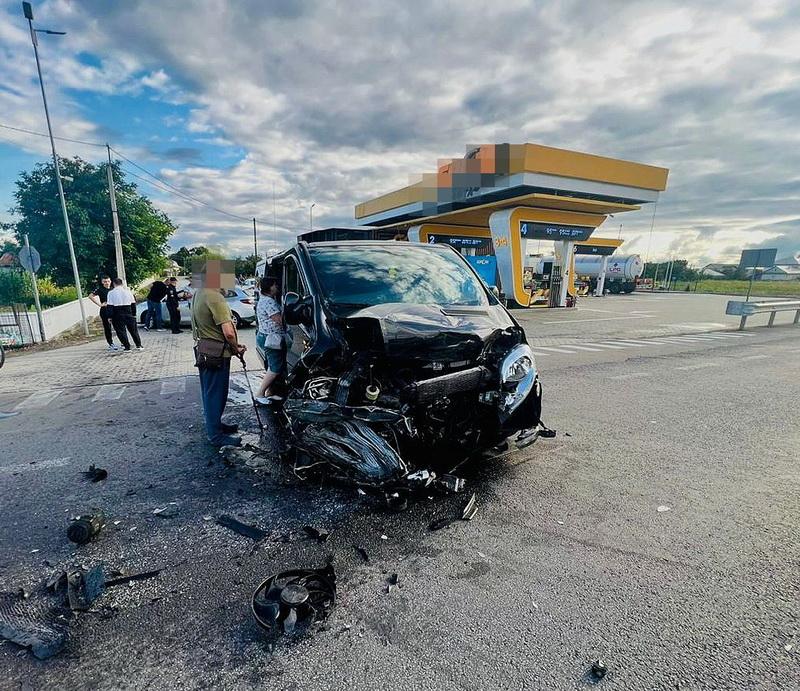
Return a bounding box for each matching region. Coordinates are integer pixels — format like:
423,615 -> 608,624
107,278 -> 143,352
191,260 -> 245,447
145,278 -> 168,331
89,276 -> 119,351
165,277 -> 182,334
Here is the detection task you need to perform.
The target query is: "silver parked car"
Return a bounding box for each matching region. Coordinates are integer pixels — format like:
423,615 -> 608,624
136,287 -> 257,329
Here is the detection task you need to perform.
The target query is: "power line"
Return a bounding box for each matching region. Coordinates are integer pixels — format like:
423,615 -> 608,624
110,145 -> 255,222
0,121 -> 261,224
0,122 -> 104,147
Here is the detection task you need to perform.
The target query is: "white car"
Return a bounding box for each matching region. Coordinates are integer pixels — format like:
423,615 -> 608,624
136,287 -> 257,329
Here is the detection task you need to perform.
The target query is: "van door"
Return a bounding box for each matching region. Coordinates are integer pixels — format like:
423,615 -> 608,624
282,254 -> 314,370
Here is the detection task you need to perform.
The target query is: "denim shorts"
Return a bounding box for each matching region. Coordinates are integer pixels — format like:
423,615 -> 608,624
265,346 -> 286,375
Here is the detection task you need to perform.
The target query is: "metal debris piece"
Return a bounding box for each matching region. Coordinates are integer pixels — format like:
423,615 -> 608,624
354,546 -> 369,563
385,491 -> 408,512
251,566 -> 336,639
66,565 -> 105,612
436,474 -> 465,493
303,526 -> 330,543
590,659 -> 608,680
153,503 -> 179,518
104,569 -> 162,588
216,514 -> 268,541
67,510 -> 106,545
45,572 -> 67,594
657,505 -> 671,513
16,589 -> 30,600
386,573 -> 399,593
0,592 -> 67,659
82,465 -> 108,482
461,493 -> 478,521
429,517 -> 454,531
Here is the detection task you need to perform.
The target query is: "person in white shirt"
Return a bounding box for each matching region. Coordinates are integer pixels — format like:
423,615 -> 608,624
107,278 -> 143,351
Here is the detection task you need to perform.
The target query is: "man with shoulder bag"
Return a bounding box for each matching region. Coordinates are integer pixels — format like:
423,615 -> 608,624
191,260 -> 246,448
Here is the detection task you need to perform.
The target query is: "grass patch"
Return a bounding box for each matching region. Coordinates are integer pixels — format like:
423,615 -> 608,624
692,280 -> 800,298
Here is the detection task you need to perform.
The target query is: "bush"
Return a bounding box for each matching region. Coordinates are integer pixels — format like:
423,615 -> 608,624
0,269 -> 77,309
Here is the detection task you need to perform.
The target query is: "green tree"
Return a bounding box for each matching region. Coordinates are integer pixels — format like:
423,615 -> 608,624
234,254 -> 259,277
168,245 -> 224,273
8,156 -> 176,289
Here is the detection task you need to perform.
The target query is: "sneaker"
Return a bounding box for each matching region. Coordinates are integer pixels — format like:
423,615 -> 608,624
212,434 -> 242,448
254,396 -> 271,406
155,329 -> 165,332
143,326 -> 150,331
123,348 -> 133,353
267,394 -> 284,402
107,344 -> 118,351
220,422 -> 239,433
136,346 -> 145,351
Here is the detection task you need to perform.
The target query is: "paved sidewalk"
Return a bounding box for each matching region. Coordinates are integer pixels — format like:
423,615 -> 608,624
0,328 -> 259,395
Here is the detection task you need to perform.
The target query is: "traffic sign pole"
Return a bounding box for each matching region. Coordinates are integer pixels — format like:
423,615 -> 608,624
24,234 -> 46,342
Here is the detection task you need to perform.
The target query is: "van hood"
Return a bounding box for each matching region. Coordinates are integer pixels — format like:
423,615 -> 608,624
339,303 -> 516,362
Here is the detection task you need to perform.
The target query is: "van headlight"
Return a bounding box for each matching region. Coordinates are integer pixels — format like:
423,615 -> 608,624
499,344 -> 537,416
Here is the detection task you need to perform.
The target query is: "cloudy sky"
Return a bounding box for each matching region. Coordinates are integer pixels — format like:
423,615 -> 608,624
1,0 -> 798,264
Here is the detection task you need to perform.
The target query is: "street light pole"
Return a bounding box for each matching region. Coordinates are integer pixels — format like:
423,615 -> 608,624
23,2 -> 88,336
309,203 -> 315,231
106,144 -> 126,283
252,217 -> 258,260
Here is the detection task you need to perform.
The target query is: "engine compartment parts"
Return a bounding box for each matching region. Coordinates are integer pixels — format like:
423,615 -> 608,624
67,510 -> 106,545
251,566 -> 336,639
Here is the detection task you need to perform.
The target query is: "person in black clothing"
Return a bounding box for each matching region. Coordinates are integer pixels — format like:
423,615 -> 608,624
165,277 -> 183,333
145,279 -> 168,330
89,276 -> 119,351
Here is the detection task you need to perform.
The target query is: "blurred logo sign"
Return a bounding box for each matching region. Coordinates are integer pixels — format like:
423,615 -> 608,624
18,246 -> 41,273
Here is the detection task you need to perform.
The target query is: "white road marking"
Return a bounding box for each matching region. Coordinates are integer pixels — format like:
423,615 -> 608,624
585,342 -> 626,350
14,390 -> 61,410
742,354 -> 770,361
533,346 -> 579,354
161,379 -> 187,395
603,340 -> 650,347
542,315 -> 652,324
609,372 -> 651,380
676,362 -> 722,371
0,456 -> 72,474
93,384 -> 126,401
560,344 -> 604,352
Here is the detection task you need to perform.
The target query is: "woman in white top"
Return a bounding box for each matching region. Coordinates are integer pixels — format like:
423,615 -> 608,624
255,276 -> 286,404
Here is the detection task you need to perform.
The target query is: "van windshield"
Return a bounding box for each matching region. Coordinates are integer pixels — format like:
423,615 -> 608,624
308,245 -> 489,309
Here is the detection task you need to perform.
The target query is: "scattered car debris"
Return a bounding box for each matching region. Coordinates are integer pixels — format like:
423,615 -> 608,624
216,514 -> 267,541
429,517 -> 454,531
384,491 -> 408,512
16,589 -> 30,601
657,505 -> 671,513
0,592 -> 67,660
0,411 -> 21,420
461,493 -> 478,521
82,465 -> 108,482
302,526 -> 329,543
354,546 -> 369,563
386,573 -> 399,593
590,658 -> 608,680
104,569 -> 162,588
380,534 -> 388,540
66,565 -> 105,612
67,510 -> 106,545
251,566 -> 336,639
152,503 -> 179,518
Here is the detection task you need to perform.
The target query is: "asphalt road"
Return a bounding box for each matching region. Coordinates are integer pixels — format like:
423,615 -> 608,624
0,296 -> 798,690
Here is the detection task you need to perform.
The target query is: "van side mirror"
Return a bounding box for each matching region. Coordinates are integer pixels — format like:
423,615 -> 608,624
489,285 -> 500,298
284,291 -> 312,326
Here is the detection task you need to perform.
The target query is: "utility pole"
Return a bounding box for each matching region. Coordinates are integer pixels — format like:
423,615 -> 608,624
24,234 -> 46,342
23,2 -> 88,335
106,144 -> 126,283
252,217 -> 258,260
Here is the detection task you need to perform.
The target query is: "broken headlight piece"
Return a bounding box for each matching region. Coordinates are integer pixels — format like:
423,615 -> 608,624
499,344 -> 537,415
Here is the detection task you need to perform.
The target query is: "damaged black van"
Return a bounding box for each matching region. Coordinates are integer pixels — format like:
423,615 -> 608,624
258,241 -> 547,487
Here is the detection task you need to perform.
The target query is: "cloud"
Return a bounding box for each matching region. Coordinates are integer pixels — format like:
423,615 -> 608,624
1,0 -> 799,263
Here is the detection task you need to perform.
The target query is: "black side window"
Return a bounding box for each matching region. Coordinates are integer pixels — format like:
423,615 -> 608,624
284,257 -> 306,297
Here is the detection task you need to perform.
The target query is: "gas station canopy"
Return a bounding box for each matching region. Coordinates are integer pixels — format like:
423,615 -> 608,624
354,143 -> 669,307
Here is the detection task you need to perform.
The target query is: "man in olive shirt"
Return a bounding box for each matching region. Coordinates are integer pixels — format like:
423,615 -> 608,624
191,260 -> 246,447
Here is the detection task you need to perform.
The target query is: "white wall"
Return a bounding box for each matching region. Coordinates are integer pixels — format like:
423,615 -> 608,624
21,297 -> 100,342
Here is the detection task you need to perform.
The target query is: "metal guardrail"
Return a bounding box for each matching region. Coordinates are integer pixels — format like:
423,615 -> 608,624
726,299 -> 800,330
